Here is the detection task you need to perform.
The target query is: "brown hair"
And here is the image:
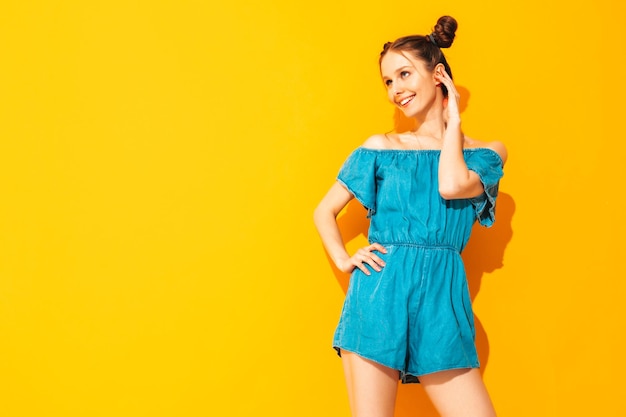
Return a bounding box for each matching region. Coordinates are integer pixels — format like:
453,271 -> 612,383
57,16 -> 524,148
380,16 -> 458,97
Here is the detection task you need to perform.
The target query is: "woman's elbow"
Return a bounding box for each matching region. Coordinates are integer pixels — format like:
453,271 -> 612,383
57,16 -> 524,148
438,181 -> 464,200
439,182 -> 484,200
313,203 -> 334,227
313,204 -> 324,225
438,168 -> 470,199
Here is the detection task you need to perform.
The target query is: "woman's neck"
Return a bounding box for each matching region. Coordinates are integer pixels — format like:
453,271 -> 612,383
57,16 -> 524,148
411,112 -> 446,140
409,94 -> 447,139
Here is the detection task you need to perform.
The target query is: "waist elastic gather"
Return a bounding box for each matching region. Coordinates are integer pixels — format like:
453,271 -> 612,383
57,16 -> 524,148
377,242 -> 460,253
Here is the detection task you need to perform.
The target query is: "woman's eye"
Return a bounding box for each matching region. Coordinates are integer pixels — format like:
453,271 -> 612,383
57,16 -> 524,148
401,71 -> 410,78
384,79 -> 393,86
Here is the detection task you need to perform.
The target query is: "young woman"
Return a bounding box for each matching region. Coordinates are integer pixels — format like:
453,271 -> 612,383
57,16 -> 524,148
314,16 -> 507,417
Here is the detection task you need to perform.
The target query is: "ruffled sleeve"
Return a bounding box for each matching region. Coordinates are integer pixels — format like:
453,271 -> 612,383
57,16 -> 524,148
337,148 -> 377,217
465,149 -> 504,227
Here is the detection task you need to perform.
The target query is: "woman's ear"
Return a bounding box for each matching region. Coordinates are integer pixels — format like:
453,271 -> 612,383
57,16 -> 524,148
433,63 -> 445,86
434,63 -> 445,78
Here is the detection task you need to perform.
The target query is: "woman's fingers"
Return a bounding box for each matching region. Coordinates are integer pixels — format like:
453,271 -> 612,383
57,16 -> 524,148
436,69 -> 459,98
435,69 -> 461,122
336,243 -> 388,275
369,242 -> 388,254
351,244 -> 387,275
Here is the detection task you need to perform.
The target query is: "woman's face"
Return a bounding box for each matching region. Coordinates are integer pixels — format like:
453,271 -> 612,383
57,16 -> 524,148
380,50 -> 439,118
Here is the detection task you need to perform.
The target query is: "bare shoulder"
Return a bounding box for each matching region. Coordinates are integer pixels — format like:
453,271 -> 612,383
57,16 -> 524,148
464,136 -> 508,164
361,134 -> 390,150
487,140 -> 508,164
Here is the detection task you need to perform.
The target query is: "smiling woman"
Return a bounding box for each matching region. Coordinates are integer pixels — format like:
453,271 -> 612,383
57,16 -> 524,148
314,15 -> 506,417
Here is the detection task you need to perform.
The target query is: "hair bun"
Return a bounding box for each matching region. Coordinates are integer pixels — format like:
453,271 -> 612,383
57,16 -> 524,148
431,15 -> 457,48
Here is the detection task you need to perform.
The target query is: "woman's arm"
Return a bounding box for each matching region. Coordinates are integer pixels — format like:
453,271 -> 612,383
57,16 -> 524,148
435,68 -> 507,199
313,182 -> 386,275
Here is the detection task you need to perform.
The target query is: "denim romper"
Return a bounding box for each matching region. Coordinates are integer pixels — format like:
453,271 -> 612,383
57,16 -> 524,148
333,147 -> 504,383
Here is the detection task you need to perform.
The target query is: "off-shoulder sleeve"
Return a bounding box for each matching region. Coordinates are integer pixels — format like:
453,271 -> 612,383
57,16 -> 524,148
337,148 -> 377,217
465,149 -> 504,227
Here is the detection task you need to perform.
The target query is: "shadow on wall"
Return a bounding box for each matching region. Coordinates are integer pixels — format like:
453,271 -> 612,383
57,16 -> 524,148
325,193 -> 515,416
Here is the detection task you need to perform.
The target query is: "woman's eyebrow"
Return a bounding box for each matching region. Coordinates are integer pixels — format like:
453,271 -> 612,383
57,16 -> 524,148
382,66 -> 412,78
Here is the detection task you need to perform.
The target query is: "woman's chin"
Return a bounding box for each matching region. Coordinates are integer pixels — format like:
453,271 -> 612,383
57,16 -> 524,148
399,107 -> 418,119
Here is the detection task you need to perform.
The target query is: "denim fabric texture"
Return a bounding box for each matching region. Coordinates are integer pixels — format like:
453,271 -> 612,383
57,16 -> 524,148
333,148 -> 503,383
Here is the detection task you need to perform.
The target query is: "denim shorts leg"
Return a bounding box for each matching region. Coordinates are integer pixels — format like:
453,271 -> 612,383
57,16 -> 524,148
332,248 -> 407,371
404,247 -> 480,380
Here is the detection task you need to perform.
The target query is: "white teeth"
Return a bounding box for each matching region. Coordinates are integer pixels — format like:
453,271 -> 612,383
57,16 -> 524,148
400,96 -> 414,106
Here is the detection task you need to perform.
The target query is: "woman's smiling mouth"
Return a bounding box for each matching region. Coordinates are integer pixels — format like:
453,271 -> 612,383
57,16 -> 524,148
398,95 -> 415,107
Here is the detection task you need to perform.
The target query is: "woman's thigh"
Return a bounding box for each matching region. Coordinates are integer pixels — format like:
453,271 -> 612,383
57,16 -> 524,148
419,368 -> 496,417
340,350 -> 399,417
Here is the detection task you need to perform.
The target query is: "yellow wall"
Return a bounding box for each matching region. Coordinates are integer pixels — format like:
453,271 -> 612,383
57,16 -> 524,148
1,1 -> 624,416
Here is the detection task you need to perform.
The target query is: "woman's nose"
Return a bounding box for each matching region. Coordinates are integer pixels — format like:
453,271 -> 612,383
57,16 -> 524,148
393,80 -> 404,95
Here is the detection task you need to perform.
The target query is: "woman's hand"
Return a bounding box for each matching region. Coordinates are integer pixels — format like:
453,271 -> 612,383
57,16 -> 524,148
337,243 -> 387,275
435,67 -> 461,125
